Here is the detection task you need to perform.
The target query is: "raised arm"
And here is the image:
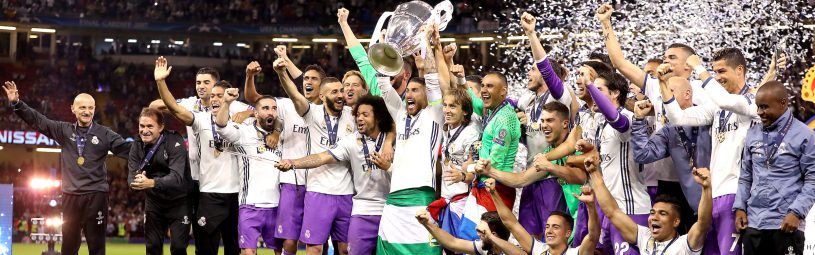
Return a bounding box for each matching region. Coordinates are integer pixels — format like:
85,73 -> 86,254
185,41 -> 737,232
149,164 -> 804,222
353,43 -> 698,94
415,209 -> 475,254
338,8 -> 381,96
154,57 -> 194,126
758,52 -> 786,88
596,4 -> 647,87
687,168 -> 712,251
686,55 -> 757,117
275,46 -> 303,80
630,100 -> 670,164
5,81 -> 67,141
485,178 -> 533,253
584,156 -> 639,244
273,58 -> 309,116
485,167 -> 544,188
574,185 -> 601,255
107,129 -> 132,158
432,26 -> 452,96
244,61 -> 263,104
586,83 -> 629,132
521,12 -> 566,100
215,88 -> 243,144
660,75 -> 716,126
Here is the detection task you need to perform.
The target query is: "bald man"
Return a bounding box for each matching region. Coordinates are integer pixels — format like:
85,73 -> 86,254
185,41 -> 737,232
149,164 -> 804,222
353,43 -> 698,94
735,81 -> 815,255
3,81 -> 132,255
630,77 -> 711,234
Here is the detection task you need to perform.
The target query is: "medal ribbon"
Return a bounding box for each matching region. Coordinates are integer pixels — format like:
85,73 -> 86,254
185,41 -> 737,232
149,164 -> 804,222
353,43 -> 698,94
137,134 -> 166,170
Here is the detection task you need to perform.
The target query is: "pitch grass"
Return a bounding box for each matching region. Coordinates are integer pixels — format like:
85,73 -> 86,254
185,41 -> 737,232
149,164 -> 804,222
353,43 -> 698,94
12,243 -> 306,255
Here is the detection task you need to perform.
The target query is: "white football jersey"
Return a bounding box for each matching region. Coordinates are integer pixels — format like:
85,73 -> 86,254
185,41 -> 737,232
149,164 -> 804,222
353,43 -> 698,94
328,132 -> 391,215
190,111 -> 239,193
596,109 -> 651,215
440,123 -> 480,198
517,88 -> 574,168
216,122 -> 283,207
276,98 -> 309,185
302,103 -> 355,195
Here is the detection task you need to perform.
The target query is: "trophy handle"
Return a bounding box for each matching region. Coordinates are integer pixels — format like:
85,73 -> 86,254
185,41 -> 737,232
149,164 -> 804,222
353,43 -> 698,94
370,11 -> 394,47
432,0 -> 454,31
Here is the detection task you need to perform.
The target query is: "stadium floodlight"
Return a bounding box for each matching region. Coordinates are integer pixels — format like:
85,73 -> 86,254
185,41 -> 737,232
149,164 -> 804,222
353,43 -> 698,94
468,37 -> 494,42
31,27 -> 56,33
213,42 -> 223,46
507,35 -> 527,41
45,217 -> 63,227
151,40 -> 160,44
439,38 -> 456,42
30,178 -> 60,189
291,45 -> 311,49
0,25 -> 16,31
29,35 -> 38,39
236,43 -> 247,47
272,38 -> 298,43
174,40 -> 184,45
0,145 -> 3,150
36,148 -> 62,153
104,38 -> 114,42
312,38 -> 338,43
460,45 -> 470,49
358,38 -> 372,43
127,39 -> 137,43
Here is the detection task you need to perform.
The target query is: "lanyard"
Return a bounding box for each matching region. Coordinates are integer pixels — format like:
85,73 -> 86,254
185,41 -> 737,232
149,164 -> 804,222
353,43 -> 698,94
530,91 -> 551,123
650,235 -> 679,255
324,108 -> 341,145
443,125 -> 465,160
717,85 -> 750,134
762,114 -> 794,167
482,100 -> 509,128
675,126 -> 698,168
404,111 -> 422,139
75,122 -> 93,157
210,116 -> 224,151
361,133 -> 385,170
137,134 -> 166,170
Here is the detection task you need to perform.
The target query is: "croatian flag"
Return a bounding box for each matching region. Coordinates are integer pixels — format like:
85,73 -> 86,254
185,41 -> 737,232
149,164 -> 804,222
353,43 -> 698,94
457,179 -> 516,240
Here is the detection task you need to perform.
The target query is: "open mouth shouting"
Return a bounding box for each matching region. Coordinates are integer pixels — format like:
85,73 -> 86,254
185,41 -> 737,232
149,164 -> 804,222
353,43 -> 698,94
650,221 -> 663,235
304,84 -> 314,93
406,98 -> 416,112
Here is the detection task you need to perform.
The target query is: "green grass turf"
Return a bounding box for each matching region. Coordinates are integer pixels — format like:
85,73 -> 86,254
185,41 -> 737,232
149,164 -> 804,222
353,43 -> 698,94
12,243 -> 306,255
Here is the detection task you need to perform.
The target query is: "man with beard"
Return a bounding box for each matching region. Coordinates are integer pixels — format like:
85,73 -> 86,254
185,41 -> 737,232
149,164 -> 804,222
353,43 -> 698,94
243,56 -> 322,255
375,23 -> 452,255
272,57 -> 355,255
584,150 -> 711,255
735,81 -> 815,255
128,107 -> 192,255
3,82 -> 132,255
277,95 -> 394,255
215,89 -> 285,255
154,56 -> 241,255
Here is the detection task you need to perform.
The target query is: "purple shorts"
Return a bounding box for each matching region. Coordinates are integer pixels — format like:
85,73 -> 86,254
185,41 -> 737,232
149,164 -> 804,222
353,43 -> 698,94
348,215 -> 381,255
238,205 -> 281,249
519,178 -> 568,236
299,191 -> 352,245
275,183 -> 306,240
703,194 -> 741,255
600,212 -> 648,255
571,202 -> 589,248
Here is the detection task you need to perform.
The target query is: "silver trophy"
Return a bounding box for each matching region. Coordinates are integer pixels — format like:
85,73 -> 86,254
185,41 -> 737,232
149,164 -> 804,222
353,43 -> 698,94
368,0 -> 453,76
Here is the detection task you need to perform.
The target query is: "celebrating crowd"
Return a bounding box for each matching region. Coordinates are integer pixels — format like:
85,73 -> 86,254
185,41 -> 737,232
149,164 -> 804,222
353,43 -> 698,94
2,3 -> 814,255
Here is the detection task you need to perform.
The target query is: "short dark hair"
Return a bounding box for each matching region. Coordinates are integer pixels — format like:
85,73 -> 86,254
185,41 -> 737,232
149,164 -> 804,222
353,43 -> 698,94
254,96 -> 277,108
465,75 -> 482,87
322,77 -> 341,85
542,101 -> 570,122
484,71 -> 508,87
353,95 -> 394,135
481,212 -> 510,240
588,52 -> 612,66
581,61 -> 613,79
303,64 -> 326,79
549,58 -> 568,81
196,67 -> 220,81
653,194 -> 683,219
214,80 -> 232,90
597,72 -> 629,106
712,47 -> 747,71
409,77 -> 426,87
444,88 -> 474,127
139,107 -> 166,127
668,43 -> 696,56
549,211 -> 574,230
647,58 -> 662,65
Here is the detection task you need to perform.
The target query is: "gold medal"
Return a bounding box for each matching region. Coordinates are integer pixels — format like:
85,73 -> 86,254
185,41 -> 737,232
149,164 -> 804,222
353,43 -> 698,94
531,122 -> 540,130
689,158 -> 694,168
660,116 -> 667,125
214,149 -> 221,157
717,132 -> 725,143
77,156 -> 85,166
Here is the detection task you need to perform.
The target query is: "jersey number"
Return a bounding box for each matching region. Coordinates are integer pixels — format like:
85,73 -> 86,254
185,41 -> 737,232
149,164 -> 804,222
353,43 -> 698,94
730,233 -> 741,252
614,242 -> 630,254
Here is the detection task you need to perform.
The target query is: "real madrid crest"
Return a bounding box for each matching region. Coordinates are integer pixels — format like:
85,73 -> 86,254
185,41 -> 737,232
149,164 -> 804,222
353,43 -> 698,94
346,124 -> 353,133
91,136 -> 99,145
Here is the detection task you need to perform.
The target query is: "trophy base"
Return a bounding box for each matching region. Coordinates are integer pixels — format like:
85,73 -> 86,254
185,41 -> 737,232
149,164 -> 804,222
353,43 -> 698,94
368,42 -> 405,76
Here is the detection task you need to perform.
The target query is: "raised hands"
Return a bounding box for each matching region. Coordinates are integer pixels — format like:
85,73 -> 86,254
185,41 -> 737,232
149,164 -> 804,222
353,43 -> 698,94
415,208 -> 432,225
474,159 -> 493,176
583,155 -> 600,175
273,58 -> 288,73
2,81 -> 19,104
224,88 -> 239,104
337,8 -> 349,24
520,12 -> 536,34
692,167 -> 711,188
154,56 -> 173,81
246,61 -> 262,77
572,185 -> 595,204
633,100 -> 653,119
595,3 -> 614,23
443,43 -> 457,65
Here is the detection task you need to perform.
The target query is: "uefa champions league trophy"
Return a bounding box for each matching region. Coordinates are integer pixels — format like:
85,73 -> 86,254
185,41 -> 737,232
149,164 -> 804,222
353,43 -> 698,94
368,0 -> 453,76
